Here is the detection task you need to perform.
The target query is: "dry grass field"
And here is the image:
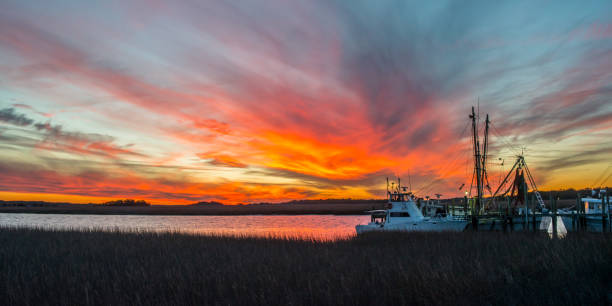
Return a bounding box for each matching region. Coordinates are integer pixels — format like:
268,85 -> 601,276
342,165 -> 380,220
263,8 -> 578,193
0,227 -> 610,305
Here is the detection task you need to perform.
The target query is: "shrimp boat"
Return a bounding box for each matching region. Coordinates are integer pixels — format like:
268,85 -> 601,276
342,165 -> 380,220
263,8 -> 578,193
355,181 -> 470,234
560,189 -> 610,232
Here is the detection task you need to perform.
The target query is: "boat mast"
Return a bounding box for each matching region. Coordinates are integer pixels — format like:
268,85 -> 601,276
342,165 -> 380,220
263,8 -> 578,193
386,177 -> 389,200
482,114 -> 490,194
398,178 -> 401,193
470,107 -> 483,214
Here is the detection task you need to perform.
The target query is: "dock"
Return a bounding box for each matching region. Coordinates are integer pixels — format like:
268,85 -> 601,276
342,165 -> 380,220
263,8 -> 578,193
443,191 -> 611,237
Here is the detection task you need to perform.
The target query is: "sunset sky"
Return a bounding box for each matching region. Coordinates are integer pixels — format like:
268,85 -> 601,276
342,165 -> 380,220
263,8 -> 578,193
0,1 -> 610,204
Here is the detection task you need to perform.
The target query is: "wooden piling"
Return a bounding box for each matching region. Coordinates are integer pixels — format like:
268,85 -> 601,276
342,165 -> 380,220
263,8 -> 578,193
605,187 -> 612,233
524,182 -> 528,231
464,196 -> 468,219
603,191 -> 606,233
552,195 -> 557,239
549,192 -> 553,234
531,193 -> 536,232
603,189 -> 609,233
581,194 -> 586,231
576,193 -> 581,232
470,197 -> 478,231
507,197 -> 510,216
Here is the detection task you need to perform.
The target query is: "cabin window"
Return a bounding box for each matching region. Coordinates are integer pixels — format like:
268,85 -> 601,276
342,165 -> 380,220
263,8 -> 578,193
390,212 -> 410,217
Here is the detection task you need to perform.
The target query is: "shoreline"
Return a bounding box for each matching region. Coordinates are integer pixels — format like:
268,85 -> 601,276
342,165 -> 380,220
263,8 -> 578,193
0,203 -> 385,216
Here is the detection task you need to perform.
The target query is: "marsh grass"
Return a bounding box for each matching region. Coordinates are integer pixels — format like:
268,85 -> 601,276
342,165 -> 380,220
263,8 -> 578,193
0,227 -> 610,305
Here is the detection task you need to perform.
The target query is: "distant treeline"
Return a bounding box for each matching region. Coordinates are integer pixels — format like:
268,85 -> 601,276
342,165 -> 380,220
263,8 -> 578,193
188,199 -> 388,206
246,199 -> 388,206
443,187 -> 609,203
1,188 -> 607,208
0,200 -> 64,207
101,199 -> 151,207
190,201 -> 224,206
539,188 -> 609,199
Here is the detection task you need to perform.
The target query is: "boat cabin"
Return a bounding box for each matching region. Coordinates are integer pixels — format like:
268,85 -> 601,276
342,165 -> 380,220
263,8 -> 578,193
581,197 -> 609,214
384,191 -> 425,224
580,189 -> 610,213
369,210 -> 387,224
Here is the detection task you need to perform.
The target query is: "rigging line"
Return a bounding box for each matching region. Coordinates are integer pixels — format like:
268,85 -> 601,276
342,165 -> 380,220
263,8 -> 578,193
414,142 -> 470,195
413,120 -> 471,193
483,169 -> 493,196
419,174 -> 457,197
593,164 -> 612,187
432,119 -> 475,196
415,162 -> 464,196
494,139 -> 521,159
498,131 -> 522,156
435,146 -> 470,180
599,172 -> 612,187
491,131 -> 521,157
418,181 -> 438,198
432,121 -> 470,178
496,158 -> 506,190
596,169 -> 612,187
419,164 -> 460,194
464,141 -> 471,182
490,122 -> 522,155
422,153 -> 475,196
468,166 -> 476,197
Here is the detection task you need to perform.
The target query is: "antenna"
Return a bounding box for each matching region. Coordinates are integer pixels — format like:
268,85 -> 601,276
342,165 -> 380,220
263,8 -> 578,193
477,97 -> 480,123
386,177 -> 389,195
482,114 -> 491,195
408,168 -> 412,192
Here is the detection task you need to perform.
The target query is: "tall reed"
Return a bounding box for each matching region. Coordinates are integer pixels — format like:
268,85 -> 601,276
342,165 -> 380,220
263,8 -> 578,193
0,227 -> 610,305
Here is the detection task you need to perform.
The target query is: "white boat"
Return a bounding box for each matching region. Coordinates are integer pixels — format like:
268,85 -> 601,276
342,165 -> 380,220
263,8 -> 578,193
355,187 -> 470,234
582,190 -> 610,215
560,189 -> 610,232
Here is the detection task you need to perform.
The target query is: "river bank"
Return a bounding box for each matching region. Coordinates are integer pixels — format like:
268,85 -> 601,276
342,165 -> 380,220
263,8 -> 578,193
1,228 -> 610,305
0,202 -> 385,215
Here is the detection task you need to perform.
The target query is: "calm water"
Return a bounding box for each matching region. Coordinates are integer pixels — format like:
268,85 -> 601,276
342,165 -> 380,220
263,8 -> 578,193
0,213 -> 370,240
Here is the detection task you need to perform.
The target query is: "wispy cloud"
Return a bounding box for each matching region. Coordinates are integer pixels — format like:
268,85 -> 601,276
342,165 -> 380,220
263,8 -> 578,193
0,108 -> 34,126
0,0 -> 610,201
0,107 -> 144,158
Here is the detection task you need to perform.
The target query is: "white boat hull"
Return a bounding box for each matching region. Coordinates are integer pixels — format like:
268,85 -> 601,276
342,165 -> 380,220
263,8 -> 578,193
561,215 -> 609,232
356,220 -> 469,234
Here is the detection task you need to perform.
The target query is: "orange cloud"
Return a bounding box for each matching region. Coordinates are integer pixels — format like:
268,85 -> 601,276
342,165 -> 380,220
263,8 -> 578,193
197,152 -> 248,168
0,160 -> 343,204
250,131 -> 395,179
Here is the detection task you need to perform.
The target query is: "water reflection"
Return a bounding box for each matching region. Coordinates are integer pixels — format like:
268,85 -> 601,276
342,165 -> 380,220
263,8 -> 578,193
0,214 -> 370,241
